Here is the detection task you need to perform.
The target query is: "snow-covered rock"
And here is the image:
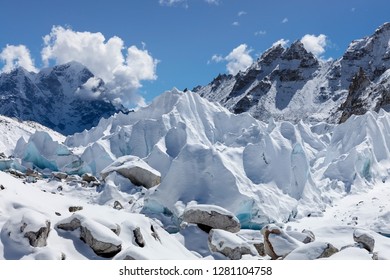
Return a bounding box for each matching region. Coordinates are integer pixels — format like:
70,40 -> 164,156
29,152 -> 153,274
284,241 -> 339,260
261,224 -> 302,259
208,229 -> 256,260
56,214 -> 122,258
353,229 -> 375,252
182,204 -> 241,233
101,155 -> 161,189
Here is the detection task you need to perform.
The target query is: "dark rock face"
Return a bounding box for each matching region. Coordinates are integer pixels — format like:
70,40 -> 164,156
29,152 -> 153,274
194,23 -> 390,124
0,61 -> 125,135
339,68 -> 371,123
24,221 -> 51,247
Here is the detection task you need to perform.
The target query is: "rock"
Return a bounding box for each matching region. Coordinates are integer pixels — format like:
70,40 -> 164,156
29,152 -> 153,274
133,227 -> 145,247
253,242 -> 266,256
65,174 -> 81,182
101,155 -> 161,189
208,229 -> 255,260
56,214 -> 122,258
52,171 -> 68,180
353,229 -> 375,252
56,217 -> 81,231
261,224 -> 302,259
284,241 -> 339,260
82,173 -> 98,183
287,229 -> 315,244
68,206 -> 83,212
301,229 -> 316,243
0,184 -> 4,190
80,225 -> 122,258
113,201 -> 123,210
182,204 -> 240,233
24,221 -> 51,247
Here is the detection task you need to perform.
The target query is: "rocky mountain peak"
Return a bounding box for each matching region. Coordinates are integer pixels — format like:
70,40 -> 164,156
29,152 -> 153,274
194,22 -> 390,125
260,44 -> 285,65
0,61 -> 125,135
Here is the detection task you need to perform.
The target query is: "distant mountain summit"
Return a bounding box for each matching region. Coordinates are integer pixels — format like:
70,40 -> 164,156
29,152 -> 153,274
0,61 -> 125,135
194,22 -> 390,124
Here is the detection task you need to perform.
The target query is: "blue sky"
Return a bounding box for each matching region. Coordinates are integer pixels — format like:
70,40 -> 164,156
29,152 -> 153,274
0,0 -> 389,106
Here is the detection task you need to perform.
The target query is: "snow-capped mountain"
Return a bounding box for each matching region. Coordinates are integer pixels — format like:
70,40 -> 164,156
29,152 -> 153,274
0,61 -> 125,135
194,22 -> 390,124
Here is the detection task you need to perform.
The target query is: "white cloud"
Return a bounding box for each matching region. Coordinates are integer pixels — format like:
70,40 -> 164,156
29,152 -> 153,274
255,30 -> 266,36
232,21 -> 240,26
272,39 -> 289,48
238,11 -> 247,16
282,17 -> 288,24
300,34 -> 327,57
210,54 -> 224,63
205,0 -> 220,5
159,0 -> 186,6
225,44 -> 253,75
351,7 -> 356,12
42,26 -> 158,107
0,44 -> 38,73
209,44 -> 253,75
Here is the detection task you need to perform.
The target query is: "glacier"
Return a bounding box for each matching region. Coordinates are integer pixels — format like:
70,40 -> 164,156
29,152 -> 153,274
6,88 -> 390,233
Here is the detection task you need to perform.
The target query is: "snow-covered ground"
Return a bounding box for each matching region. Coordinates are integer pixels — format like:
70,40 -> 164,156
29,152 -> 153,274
1,89 -> 390,259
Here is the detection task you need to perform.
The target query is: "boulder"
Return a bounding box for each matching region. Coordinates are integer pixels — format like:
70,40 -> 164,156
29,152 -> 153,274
133,227 -> 145,247
182,204 -> 240,233
68,206 -> 83,213
208,229 -> 256,260
23,221 -> 51,247
56,214 -> 122,258
287,229 -> 315,244
82,173 -> 98,183
261,224 -> 302,259
284,241 -> 339,260
353,229 -> 375,252
52,171 -> 68,180
3,210 -> 51,248
101,155 -> 161,189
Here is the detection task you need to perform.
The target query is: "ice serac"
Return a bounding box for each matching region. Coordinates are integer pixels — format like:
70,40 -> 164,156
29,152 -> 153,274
0,61 -> 125,135
194,23 -> 390,124
63,89 -> 330,230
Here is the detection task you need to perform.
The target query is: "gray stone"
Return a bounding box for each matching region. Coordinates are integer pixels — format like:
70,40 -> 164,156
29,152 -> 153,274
353,229 -> 375,252
101,156 -> 161,189
182,205 -> 240,233
82,173 -> 98,183
68,206 -> 83,212
56,215 -> 122,258
208,229 -> 255,260
261,224 -> 301,260
24,221 -> 51,247
52,172 -> 68,180
318,243 -> 339,258
113,201 -> 123,210
253,242 -> 266,256
80,225 -> 122,258
133,227 -> 145,247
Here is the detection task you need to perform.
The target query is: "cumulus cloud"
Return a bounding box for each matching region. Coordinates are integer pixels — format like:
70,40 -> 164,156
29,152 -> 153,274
0,44 -> 38,73
41,26 -> 158,107
209,44 -> 253,75
272,39 -> 289,48
225,44 -> 253,75
300,34 -> 327,57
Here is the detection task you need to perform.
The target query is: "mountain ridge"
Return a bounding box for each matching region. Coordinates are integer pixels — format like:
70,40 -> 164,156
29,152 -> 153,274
194,22 -> 390,124
0,61 -> 126,135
